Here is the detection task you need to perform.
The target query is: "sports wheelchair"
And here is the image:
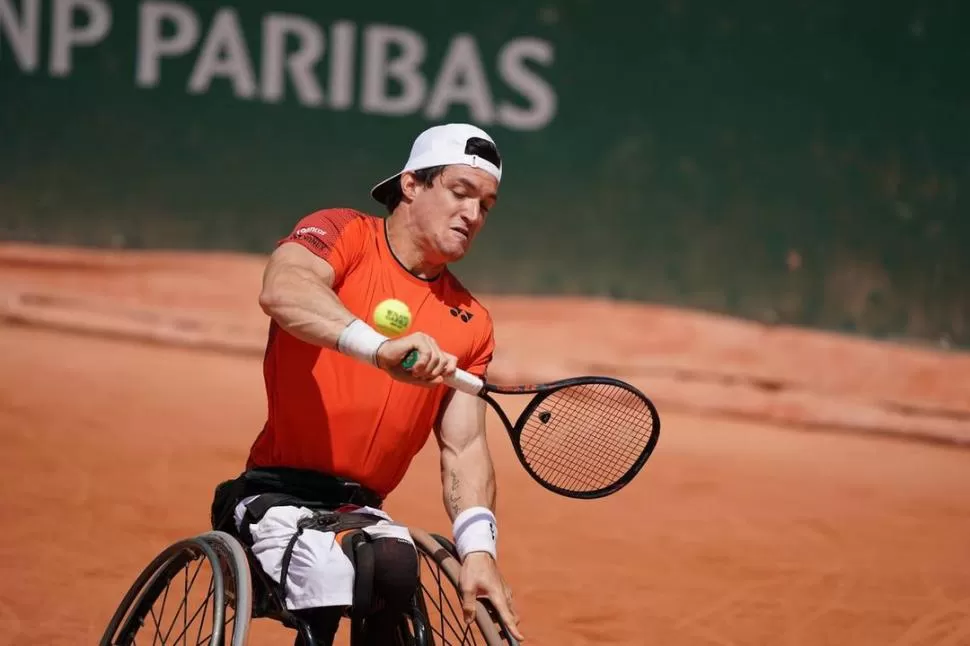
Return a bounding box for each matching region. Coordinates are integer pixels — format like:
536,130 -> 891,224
99,526 -> 519,645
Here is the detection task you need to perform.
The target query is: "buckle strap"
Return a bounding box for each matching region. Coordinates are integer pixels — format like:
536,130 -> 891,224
274,510 -> 383,617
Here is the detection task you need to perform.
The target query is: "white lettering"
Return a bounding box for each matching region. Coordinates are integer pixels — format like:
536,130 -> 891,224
188,7 -> 256,99
328,20 -> 355,110
361,24 -> 425,116
3,4 -> 559,131
497,37 -> 557,131
0,0 -> 40,73
262,13 -> 323,106
425,34 -> 494,123
136,1 -> 199,88
50,0 -> 110,77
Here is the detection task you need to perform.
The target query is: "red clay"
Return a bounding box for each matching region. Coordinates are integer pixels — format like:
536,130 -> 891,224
4,243 -> 969,445
2,246 -> 970,645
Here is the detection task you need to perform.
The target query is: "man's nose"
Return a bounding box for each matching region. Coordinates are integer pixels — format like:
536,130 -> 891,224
461,202 -> 482,225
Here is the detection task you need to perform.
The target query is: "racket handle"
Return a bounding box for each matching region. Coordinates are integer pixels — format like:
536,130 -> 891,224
401,350 -> 484,395
444,369 -> 486,395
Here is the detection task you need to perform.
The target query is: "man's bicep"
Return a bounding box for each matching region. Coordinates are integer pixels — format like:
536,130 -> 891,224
275,209 -> 366,283
264,241 -> 337,289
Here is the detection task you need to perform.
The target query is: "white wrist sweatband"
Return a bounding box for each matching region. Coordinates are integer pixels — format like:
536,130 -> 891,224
453,506 -> 497,560
336,319 -> 388,366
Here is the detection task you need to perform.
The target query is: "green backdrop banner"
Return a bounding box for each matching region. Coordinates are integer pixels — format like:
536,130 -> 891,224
2,0 -> 968,348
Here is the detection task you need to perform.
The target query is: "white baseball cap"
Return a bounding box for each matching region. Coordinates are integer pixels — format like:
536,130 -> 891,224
370,123 -> 503,206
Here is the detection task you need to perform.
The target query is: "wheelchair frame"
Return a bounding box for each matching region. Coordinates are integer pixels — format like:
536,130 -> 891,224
99,526 -> 519,646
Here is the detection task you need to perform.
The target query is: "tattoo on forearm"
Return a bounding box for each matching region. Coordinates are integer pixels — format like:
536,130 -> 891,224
448,469 -> 462,516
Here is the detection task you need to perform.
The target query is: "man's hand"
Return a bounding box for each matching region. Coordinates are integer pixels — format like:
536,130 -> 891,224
376,332 -> 458,386
459,552 -> 524,641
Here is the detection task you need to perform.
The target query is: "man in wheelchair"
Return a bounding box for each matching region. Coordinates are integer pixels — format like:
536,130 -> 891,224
209,123 -> 523,645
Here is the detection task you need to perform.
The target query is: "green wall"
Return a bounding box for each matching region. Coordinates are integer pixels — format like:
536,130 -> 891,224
2,0 -> 968,347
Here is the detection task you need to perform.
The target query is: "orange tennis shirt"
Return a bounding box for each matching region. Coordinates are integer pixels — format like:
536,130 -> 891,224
247,208 -> 495,498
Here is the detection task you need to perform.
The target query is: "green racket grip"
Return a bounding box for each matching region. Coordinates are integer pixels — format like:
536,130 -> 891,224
402,349 -> 419,370
399,349 -> 484,395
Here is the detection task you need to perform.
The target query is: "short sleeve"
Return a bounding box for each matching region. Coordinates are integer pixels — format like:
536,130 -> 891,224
278,209 -> 367,284
464,313 -> 495,378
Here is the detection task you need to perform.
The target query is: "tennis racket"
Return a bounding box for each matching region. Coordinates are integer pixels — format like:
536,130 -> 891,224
402,351 -> 660,499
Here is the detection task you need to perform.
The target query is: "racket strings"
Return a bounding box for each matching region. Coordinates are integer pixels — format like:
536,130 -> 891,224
518,383 -> 656,494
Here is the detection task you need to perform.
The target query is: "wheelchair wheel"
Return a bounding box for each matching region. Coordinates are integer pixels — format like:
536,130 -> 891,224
407,528 -> 519,646
100,530 -> 252,646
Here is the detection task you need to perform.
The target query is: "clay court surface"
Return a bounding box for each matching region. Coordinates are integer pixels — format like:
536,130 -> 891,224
2,244 -> 970,645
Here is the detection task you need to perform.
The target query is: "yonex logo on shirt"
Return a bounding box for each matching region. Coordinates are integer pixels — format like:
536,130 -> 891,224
450,307 -> 473,322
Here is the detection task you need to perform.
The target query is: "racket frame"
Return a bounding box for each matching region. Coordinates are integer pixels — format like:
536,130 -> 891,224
480,376 -> 661,499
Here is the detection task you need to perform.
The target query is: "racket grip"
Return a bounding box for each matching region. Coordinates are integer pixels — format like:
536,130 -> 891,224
444,369 -> 485,395
401,350 -> 484,395
401,349 -> 419,370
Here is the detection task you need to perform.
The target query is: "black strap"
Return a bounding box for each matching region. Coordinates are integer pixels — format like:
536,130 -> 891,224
346,532 -> 375,646
278,526 -> 306,604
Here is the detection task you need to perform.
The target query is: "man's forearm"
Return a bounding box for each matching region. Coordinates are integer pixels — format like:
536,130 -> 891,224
436,392 -> 500,562
442,439 -> 496,522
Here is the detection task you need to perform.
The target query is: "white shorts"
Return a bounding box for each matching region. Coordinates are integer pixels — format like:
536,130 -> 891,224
233,495 -> 415,610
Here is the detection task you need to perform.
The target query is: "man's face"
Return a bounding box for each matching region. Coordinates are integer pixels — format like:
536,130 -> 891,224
406,165 -> 499,264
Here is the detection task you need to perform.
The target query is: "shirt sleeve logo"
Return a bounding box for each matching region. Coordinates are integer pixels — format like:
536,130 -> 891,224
295,226 -> 327,237
292,226 -> 329,252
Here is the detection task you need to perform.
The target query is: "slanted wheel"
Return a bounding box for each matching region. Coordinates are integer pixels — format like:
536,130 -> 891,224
100,530 -> 252,646
407,528 -> 519,646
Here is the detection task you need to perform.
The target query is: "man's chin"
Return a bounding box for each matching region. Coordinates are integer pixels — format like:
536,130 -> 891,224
443,250 -> 468,264
437,243 -> 470,264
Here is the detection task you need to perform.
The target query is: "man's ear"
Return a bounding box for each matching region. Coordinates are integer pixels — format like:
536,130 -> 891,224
400,172 -> 419,202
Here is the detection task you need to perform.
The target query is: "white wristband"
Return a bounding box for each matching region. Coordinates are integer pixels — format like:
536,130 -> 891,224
336,319 -> 388,366
453,506 -> 497,561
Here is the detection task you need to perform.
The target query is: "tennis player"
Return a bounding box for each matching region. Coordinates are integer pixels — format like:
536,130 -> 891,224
211,123 -> 523,645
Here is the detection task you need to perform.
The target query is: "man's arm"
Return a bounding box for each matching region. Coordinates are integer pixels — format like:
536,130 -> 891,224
435,390 -> 524,640
436,389 -> 495,521
259,241 -> 458,384
258,242 -> 354,349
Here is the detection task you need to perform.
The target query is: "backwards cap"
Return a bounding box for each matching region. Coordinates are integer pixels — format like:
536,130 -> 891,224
370,123 -> 502,206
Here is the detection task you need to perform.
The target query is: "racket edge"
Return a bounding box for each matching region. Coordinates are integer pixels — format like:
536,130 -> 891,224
507,378 -> 661,499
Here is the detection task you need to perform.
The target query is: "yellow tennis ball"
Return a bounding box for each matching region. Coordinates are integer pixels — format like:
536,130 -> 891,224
373,298 -> 412,337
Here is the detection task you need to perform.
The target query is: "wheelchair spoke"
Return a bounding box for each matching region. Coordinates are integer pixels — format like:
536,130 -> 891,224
148,606 -> 164,646
418,552 -> 479,645
167,589 -> 215,644
423,607 -> 474,645
183,562 -> 189,642
159,556 -> 207,644
194,578 -> 212,646
167,572 -> 218,644
152,580 -> 171,646
197,609 -> 236,646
